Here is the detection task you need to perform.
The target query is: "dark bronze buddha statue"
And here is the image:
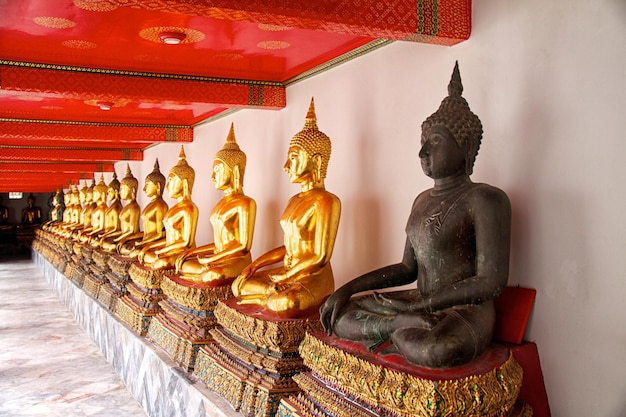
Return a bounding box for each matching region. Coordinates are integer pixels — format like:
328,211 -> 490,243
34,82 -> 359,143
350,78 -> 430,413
320,62 -> 511,368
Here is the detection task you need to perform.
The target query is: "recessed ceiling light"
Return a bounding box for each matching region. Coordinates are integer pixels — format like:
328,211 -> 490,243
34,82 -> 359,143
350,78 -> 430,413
159,31 -> 186,45
97,101 -> 114,111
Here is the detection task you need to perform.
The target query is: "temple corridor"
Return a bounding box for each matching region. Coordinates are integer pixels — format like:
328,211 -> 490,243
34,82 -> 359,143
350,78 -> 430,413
0,256 -> 146,417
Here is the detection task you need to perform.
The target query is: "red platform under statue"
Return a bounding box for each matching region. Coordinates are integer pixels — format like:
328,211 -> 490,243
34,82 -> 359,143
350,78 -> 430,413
278,286 -> 550,417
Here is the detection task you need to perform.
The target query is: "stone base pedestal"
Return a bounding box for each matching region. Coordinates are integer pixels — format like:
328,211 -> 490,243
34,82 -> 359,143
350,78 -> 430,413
194,299 -> 323,417
147,273 -> 233,371
278,332 -> 530,417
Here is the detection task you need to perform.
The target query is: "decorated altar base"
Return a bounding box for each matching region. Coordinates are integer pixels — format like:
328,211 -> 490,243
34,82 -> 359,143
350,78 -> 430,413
194,299 -> 323,417
147,274 -> 233,371
277,332 -> 531,417
32,250 -> 243,417
82,249 -> 111,301
96,254 -> 135,313
115,262 -> 167,336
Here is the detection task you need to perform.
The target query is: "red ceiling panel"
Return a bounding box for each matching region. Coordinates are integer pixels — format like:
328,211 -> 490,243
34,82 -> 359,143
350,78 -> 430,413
0,0 -> 471,192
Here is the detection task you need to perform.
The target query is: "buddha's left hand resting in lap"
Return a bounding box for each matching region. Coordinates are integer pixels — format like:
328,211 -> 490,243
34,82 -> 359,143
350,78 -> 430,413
231,99 -> 341,317
175,123 -> 256,285
138,146 -> 199,271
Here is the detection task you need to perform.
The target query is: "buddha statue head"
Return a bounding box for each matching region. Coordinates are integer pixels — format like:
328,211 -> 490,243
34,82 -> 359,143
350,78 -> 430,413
120,164 -> 138,201
214,123 -> 246,191
167,146 -> 195,199
421,61 -> 483,175
93,174 -> 108,204
86,178 -> 96,205
106,171 -> 121,202
144,159 -> 166,199
286,97 -> 331,186
79,181 -> 89,206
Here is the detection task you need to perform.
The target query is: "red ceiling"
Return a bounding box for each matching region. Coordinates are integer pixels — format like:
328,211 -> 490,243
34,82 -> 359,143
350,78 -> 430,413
0,0 -> 471,192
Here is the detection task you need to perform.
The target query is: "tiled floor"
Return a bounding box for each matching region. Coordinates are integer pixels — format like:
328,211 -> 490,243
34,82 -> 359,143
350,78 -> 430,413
0,257 -> 147,417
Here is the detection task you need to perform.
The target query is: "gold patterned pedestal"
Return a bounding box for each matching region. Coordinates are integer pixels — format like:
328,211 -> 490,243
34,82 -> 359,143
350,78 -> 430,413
83,249 -> 111,301
33,230 -> 64,268
97,254 -> 134,314
277,333 -> 531,417
194,299 -> 323,417
67,243 -> 93,288
147,274 -> 233,371
115,262 -> 168,336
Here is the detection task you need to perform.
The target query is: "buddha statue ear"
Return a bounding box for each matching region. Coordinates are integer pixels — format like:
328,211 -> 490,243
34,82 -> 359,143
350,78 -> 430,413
312,154 -> 323,184
232,165 -> 241,190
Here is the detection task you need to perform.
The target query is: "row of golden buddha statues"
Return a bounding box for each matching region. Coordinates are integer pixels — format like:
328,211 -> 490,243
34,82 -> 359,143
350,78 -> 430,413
34,63 -> 531,417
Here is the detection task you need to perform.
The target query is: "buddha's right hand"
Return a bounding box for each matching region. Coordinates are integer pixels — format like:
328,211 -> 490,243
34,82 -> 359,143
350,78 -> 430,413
320,288 -> 351,335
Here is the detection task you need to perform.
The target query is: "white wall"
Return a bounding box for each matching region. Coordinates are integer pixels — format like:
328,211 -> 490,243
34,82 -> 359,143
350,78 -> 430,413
117,0 -> 626,415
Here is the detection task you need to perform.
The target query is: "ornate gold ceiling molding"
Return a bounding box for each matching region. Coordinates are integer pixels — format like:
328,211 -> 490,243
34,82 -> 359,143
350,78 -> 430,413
0,60 -> 283,86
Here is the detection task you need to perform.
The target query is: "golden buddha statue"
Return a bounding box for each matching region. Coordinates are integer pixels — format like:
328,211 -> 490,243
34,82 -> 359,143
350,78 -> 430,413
77,175 -> 108,243
175,123 -> 256,285
42,188 -> 64,229
70,184 -> 82,225
47,186 -> 72,234
138,147 -> 198,270
91,172 -> 123,247
62,182 -> 90,238
100,165 -> 141,252
117,160 -> 169,257
231,98 -> 341,317
21,194 -> 42,225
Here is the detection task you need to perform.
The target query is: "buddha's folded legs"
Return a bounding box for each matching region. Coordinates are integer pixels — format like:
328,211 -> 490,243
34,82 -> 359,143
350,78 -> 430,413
334,294 -> 495,368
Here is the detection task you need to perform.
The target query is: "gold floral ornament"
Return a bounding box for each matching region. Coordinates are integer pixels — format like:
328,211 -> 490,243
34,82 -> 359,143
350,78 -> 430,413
84,98 -> 131,109
257,40 -> 290,50
33,17 -> 76,29
73,0 -> 118,12
62,40 -> 97,49
139,26 -> 205,44
258,24 -> 292,32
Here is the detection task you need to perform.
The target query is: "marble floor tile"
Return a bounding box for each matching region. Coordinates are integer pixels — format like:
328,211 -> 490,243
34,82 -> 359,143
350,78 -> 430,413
0,258 -> 147,417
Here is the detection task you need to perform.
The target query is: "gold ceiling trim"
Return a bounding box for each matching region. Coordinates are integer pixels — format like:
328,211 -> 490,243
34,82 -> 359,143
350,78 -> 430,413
0,60 -> 284,87
0,117 -> 190,130
0,144 -> 143,152
195,39 -> 392,127
285,39 -> 392,86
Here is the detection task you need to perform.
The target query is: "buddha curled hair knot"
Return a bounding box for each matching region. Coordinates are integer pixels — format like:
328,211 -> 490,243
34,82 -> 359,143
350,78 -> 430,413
146,159 -> 166,189
421,61 -> 483,174
93,174 -> 109,195
169,146 -> 195,191
108,171 -> 120,192
121,164 -> 138,191
289,98 -> 332,179
215,123 -> 247,178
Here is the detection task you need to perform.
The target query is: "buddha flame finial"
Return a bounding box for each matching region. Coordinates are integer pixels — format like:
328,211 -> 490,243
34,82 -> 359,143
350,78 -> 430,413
448,61 -> 463,97
226,122 -> 236,143
303,97 -> 318,131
